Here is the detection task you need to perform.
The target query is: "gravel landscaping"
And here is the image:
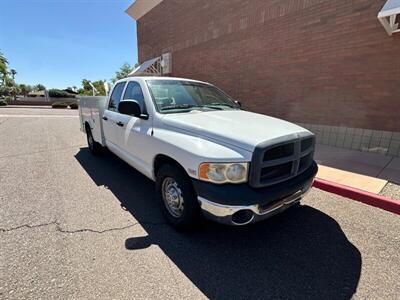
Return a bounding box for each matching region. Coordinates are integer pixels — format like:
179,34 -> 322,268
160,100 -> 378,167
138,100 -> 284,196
380,182 -> 400,200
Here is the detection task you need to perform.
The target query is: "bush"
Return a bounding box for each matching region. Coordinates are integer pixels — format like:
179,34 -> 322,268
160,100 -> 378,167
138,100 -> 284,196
4,96 -> 13,103
48,89 -> 75,98
52,102 -> 69,108
69,103 -> 78,109
0,100 -> 7,106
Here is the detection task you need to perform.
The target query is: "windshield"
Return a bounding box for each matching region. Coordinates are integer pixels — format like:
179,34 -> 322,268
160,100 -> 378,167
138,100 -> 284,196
146,80 -> 240,113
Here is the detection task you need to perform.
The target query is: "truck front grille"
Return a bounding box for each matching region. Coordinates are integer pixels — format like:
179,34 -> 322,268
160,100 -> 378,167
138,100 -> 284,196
249,133 -> 315,188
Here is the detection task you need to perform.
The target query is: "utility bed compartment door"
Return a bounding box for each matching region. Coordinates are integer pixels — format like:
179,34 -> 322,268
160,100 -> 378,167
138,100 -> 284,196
78,96 -> 108,146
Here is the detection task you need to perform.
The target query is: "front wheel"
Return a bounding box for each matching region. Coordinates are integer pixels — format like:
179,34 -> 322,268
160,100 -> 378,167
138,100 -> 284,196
155,164 -> 201,229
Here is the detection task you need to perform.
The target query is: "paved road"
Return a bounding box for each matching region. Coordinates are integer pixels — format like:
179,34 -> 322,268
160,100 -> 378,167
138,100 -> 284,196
1,107 -> 399,299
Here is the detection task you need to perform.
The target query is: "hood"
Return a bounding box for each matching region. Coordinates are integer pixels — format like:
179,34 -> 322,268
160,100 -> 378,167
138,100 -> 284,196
160,110 -> 309,151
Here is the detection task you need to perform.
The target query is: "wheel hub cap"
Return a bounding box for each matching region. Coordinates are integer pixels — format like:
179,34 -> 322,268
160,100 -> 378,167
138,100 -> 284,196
162,178 -> 184,218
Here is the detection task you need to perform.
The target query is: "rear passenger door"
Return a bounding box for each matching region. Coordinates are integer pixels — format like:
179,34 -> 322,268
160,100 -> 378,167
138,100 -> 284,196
102,81 -> 126,149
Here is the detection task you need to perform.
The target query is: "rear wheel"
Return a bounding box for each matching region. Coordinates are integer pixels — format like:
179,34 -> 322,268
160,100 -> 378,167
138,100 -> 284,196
155,164 -> 201,229
86,125 -> 102,155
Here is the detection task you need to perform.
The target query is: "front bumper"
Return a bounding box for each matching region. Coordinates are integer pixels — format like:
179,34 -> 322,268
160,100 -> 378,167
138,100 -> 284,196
193,161 -> 318,225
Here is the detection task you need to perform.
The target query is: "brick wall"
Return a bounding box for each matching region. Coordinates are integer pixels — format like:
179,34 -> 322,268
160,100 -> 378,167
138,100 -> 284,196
137,0 -> 400,132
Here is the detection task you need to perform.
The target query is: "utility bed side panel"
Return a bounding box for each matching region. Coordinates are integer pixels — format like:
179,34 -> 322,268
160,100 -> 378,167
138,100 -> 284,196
78,96 -> 108,146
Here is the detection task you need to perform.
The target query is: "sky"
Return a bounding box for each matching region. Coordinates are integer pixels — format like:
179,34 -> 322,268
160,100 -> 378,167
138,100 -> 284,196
0,0 -> 137,89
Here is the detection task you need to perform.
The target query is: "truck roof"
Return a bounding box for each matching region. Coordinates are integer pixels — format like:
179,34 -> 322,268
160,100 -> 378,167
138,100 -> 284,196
114,76 -> 211,86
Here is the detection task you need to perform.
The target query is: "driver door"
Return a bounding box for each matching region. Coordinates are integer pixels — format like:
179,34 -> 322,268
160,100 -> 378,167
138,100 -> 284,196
113,80 -> 153,177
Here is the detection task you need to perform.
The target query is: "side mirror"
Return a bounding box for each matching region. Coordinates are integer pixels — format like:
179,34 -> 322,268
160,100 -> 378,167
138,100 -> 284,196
118,100 -> 141,117
234,100 -> 242,108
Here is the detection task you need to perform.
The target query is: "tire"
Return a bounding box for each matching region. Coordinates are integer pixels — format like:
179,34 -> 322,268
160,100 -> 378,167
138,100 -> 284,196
155,164 -> 201,229
86,126 -> 102,155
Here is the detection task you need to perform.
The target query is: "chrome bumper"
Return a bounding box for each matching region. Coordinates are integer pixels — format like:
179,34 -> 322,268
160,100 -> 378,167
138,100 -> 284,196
198,184 -> 312,225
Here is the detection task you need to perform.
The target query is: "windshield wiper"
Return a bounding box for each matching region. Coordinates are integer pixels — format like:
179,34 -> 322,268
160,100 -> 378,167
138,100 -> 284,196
201,105 -> 223,110
203,102 -> 236,109
160,104 -> 199,111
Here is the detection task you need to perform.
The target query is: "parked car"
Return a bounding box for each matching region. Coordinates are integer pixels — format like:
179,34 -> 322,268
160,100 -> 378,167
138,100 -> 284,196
78,77 -> 317,228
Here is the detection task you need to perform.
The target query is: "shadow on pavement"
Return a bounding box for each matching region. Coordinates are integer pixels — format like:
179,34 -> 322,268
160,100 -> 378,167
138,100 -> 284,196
75,148 -> 362,299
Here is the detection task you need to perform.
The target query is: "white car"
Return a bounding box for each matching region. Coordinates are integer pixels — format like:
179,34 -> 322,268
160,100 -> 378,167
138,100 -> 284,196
79,77 -> 317,228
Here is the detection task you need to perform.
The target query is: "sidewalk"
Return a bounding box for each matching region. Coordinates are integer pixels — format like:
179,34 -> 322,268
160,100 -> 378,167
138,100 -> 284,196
314,144 -> 400,200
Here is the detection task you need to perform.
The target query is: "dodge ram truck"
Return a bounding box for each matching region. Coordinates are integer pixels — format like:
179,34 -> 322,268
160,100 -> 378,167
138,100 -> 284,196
79,77 -> 318,228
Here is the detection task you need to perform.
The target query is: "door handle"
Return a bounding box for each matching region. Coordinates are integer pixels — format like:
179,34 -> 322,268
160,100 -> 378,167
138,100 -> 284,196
116,121 -> 124,127
102,116 -> 108,121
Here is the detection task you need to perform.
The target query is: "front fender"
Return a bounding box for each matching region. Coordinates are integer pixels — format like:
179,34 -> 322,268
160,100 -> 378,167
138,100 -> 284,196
151,128 -> 252,180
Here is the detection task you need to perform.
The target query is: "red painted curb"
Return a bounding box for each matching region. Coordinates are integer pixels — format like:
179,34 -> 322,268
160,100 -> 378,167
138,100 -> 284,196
313,178 -> 400,215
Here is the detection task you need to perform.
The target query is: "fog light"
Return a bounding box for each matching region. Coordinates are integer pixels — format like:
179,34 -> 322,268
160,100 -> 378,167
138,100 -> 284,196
231,210 -> 254,225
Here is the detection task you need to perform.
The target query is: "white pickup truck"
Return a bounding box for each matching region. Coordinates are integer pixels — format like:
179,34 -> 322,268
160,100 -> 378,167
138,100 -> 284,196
79,77 -> 317,228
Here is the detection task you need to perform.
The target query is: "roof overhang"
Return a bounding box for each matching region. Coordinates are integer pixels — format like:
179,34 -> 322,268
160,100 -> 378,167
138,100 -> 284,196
378,0 -> 400,36
125,0 -> 164,20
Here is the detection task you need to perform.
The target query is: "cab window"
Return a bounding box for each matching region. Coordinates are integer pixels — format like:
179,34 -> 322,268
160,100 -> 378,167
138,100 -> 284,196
108,82 -> 126,111
123,81 -> 146,112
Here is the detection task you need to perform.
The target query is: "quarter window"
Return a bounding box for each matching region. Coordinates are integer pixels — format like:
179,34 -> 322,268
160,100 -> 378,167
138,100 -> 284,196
108,82 -> 126,111
123,81 -> 146,112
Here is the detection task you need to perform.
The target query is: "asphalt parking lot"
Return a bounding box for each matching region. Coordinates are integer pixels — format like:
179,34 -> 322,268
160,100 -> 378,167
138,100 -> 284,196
1,107 -> 399,299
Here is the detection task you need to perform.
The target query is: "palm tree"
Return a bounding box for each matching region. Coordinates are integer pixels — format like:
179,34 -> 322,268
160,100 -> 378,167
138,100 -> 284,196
10,69 -> 17,80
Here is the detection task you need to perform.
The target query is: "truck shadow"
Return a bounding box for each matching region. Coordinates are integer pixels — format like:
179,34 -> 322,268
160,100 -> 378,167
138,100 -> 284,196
75,148 -> 361,299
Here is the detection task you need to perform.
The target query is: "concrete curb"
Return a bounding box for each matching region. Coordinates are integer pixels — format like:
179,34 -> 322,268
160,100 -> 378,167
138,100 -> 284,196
313,178 -> 400,215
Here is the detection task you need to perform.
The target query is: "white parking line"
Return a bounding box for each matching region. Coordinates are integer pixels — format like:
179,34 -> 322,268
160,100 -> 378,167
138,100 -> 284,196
0,114 -> 78,118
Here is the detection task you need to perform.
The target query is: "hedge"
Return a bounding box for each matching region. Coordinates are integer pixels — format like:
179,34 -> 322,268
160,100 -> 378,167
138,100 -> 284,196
52,102 -> 69,108
48,89 -> 75,98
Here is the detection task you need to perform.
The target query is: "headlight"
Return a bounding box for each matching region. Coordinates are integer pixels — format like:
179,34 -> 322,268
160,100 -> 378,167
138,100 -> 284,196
198,162 -> 248,184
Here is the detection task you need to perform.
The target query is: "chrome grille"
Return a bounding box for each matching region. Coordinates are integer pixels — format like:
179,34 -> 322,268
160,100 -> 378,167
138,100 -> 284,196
249,133 -> 315,188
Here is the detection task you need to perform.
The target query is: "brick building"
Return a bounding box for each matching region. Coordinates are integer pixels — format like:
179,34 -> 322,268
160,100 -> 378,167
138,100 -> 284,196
126,0 -> 400,156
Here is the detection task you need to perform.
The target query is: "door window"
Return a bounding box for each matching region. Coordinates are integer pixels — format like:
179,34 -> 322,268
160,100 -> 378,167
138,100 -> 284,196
123,81 -> 147,112
108,82 -> 126,111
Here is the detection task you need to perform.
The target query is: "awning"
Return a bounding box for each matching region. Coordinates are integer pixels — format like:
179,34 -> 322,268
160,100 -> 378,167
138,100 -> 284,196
129,53 -> 172,77
378,0 -> 400,36
128,57 -> 161,76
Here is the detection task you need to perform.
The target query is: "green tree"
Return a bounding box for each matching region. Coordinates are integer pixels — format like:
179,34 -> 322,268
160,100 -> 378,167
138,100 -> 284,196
78,79 -> 107,96
34,84 -> 46,91
0,51 -> 7,72
67,86 -> 79,94
0,50 -> 9,85
19,84 -> 33,96
77,79 -> 92,95
0,51 -> 20,99
91,80 -> 106,96
1,78 -> 20,100
112,63 -> 133,83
